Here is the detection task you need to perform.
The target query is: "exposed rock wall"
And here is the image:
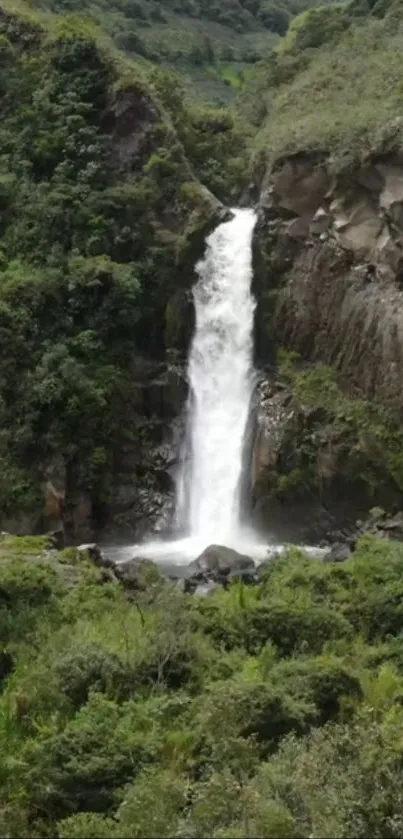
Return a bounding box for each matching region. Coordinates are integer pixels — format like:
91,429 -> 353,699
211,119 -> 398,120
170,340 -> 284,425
254,153 -> 403,416
251,153 -> 403,538
101,359 -> 188,541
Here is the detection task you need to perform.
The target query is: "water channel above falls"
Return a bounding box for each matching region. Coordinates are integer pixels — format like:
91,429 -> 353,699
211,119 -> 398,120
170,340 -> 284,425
107,209 -> 321,568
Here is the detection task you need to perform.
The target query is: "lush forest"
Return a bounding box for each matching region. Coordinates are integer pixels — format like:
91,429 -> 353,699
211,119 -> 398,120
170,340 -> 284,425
29,0 -> 331,101
0,0 -> 248,535
3,532 -> 403,838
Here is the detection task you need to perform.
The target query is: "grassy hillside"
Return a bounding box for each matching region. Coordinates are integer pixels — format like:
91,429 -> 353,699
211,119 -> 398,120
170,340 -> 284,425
240,0 -> 403,167
28,0 -> 330,102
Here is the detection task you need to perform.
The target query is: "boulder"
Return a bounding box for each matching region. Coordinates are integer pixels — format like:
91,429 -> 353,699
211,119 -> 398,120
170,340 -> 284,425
76,543 -> 105,565
323,542 -> 352,563
76,544 -> 163,591
376,511 -> 403,540
114,557 -> 163,591
193,580 -> 221,597
185,544 -> 256,588
76,544 -> 116,581
358,510 -> 403,542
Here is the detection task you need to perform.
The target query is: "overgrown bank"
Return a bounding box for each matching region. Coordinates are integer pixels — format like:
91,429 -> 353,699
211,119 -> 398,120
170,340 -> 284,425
3,532 -> 403,837
28,0 -> 325,102
251,358 -> 403,542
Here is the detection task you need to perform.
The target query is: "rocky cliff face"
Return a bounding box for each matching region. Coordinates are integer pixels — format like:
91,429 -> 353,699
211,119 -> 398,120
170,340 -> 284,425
254,153 -> 403,413
99,358 -> 188,542
251,153 -> 403,539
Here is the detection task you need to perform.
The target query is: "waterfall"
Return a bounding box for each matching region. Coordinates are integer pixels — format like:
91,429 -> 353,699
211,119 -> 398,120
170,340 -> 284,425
121,207 -> 268,565
177,208 -> 257,546
108,206 -> 323,566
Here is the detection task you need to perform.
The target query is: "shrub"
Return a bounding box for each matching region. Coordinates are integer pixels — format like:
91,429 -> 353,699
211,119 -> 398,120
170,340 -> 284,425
250,709 -> 403,838
280,4 -> 350,53
21,693 -> 163,818
54,645 -> 139,708
194,583 -> 353,656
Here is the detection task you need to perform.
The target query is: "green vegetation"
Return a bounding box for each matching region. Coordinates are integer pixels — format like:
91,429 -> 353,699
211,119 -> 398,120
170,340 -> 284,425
2,0 -> 403,831
241,0 -> 403,166
0,3 -> 250,529
266,354 -> 403,505
27,0 -> 330,102
148,65 -> 248,197
2,533 -> 403,836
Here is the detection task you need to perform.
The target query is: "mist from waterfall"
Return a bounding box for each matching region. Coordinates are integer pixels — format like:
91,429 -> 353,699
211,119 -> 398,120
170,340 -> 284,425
110,207 -> 323,566
176,208 -> 257,546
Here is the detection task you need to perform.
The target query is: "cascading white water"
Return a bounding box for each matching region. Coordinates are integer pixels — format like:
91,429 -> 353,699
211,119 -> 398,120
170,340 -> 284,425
177,208 -> 257,546
108,207 -> 324,566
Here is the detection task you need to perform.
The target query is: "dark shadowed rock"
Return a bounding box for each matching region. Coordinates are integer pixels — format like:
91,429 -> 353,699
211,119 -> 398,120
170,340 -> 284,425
357,510 -> 403,542
114,557 -> 163,591
193,580 -> 221,597
47,528 -> 65,550
102,87 -> 159,173
323,511 -> 403,563
0,650 -> 13,688
375,511 -> 403,540
76,544 -> 116,585
76,544 -> 164,591
323,542 -> 352,563
76,543 -> 105,565
256,553 -> 284,579
185,544 -> 256,587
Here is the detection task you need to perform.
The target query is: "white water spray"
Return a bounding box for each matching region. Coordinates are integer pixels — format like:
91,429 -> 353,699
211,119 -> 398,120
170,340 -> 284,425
109,207 -> 324,565
177,208 -> 257,545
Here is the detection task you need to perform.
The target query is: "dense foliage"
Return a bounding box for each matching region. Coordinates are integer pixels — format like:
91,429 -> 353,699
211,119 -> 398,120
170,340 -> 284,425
240,0 -> 403,164
28,0 -> 330,102
2,0 -> 403,836
3,533 -> 403,836
0,3 -> 249,530
263,354 -> 403,507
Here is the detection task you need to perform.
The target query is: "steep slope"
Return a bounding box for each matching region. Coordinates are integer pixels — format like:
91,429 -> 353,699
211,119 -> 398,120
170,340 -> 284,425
29,0 -> 330,102
0,2 -> 233,539
242,0 -> 403,161
243,0 -> 403,536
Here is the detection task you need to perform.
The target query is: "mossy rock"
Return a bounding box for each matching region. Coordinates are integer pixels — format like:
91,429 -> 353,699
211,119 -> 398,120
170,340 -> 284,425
115,557 -> 164,590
